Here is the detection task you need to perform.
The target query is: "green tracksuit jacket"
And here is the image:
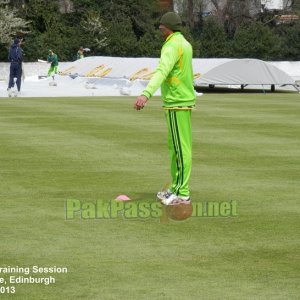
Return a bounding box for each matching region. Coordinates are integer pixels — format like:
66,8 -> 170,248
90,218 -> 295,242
47,54 -> 58,67
142,32 -> 195,107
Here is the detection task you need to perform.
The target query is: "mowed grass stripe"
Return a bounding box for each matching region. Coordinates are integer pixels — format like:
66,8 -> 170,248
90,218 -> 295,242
0,93 -> 299,299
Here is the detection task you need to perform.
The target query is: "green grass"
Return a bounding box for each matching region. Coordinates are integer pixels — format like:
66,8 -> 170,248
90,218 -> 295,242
0,94 -> 299,299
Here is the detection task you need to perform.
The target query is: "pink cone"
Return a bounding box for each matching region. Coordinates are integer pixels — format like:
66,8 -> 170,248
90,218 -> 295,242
115,194 -> 131,201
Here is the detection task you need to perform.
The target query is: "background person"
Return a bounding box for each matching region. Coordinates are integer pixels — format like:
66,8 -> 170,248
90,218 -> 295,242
47,50 -> 59,77
7,37 -> 23,94
76,46 -> 90,60
77,46 -> 84,60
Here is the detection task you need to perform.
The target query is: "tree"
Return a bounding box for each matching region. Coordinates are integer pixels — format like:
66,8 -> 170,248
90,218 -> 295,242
137,31 -> 162,57
232,22 -> 282,60
0,0 -> 30,46
72,0 -> 102,11
99,0 -> 161,57
80,11 -> 108,52
187,0 -> 195,28
102,18 -> 138,57
1,0 -> 298,61
199,17 -> 229,57
100,0 -> 160,39
19,0 -> 81,61
174,0 -> 204,29
275,20 -> 300,60
291,0 -> 300,11
58,0 -> 74,13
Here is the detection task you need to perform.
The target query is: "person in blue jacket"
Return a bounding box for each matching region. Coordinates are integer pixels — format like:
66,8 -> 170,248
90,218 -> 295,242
7,37 -> 23,93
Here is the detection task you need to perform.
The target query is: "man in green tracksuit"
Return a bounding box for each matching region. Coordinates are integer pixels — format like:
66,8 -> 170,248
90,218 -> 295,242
134,12 -> 196,205
47,50 -> 59,77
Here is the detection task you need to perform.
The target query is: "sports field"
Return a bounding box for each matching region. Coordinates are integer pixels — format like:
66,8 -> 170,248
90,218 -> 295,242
0,93 -> 299,299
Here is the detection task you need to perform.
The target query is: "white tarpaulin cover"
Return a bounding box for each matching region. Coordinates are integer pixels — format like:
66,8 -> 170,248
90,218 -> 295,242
269,61 -> 300,82
0,57 -> 298,97
193,58 -> 296,86
59,57 -> 296,88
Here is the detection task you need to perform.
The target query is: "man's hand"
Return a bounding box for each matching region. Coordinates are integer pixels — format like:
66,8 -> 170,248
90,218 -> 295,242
134,95 -> 148,111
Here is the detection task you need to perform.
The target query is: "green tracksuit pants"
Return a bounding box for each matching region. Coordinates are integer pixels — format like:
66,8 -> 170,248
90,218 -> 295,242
48,66 -> 58,77
165,109 -> 192,197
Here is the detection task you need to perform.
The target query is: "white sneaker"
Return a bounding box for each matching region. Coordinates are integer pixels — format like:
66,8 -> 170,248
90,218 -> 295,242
162,194 -> 191,206
13,91 -> 19,97
7,88 -> 12,97
157,189 -> 172,201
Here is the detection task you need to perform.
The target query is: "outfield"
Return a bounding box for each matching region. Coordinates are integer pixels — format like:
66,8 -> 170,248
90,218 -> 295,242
0,94 -> 299,299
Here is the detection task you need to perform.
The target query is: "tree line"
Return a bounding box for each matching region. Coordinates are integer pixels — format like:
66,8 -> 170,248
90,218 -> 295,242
0,0 -> 299,62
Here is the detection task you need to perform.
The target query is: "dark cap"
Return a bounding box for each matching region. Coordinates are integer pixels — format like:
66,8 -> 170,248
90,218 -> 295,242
160,12 -> 182,31
14,38 -> 20,44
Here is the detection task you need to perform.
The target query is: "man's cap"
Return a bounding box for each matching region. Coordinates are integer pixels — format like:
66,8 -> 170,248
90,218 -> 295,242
160,12 -> 182,31
14,38 -> 20,44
